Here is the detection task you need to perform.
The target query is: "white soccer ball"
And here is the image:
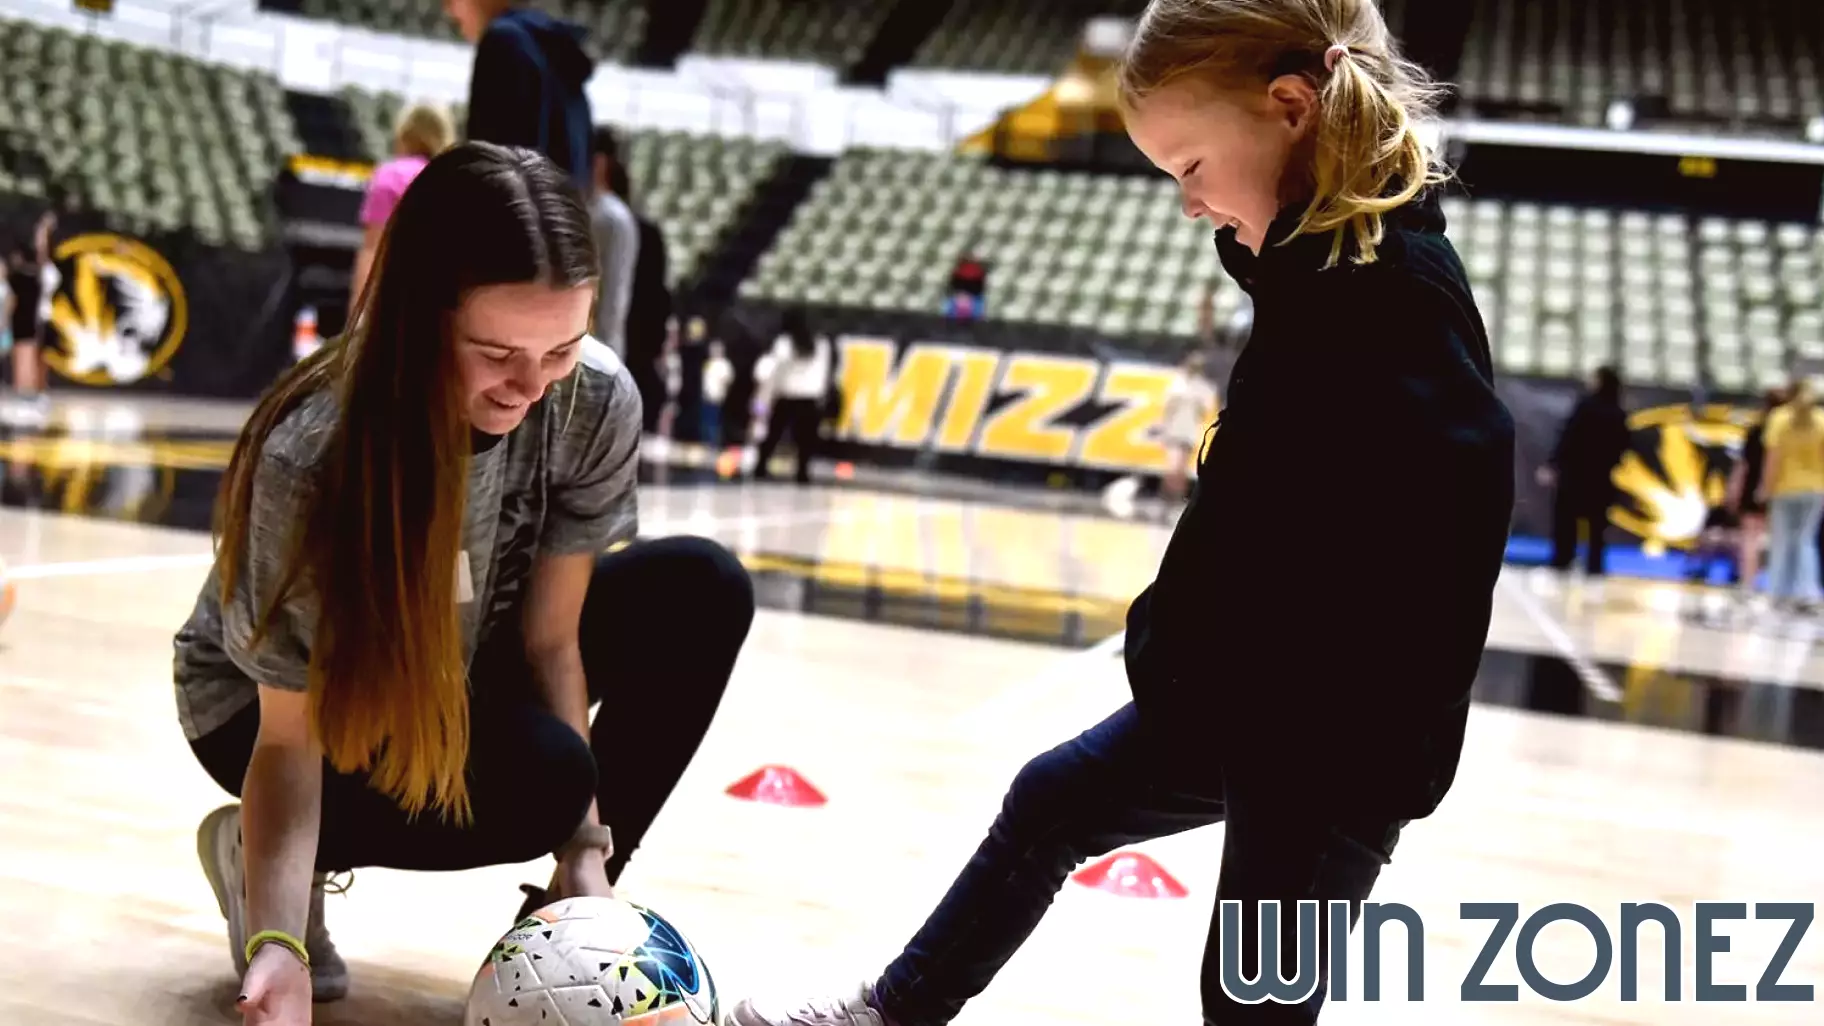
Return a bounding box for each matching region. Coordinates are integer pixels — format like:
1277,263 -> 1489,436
464,896 -> 719,1026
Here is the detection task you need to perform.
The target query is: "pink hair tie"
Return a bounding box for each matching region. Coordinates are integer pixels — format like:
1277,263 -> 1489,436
1324,44 -> 1349,71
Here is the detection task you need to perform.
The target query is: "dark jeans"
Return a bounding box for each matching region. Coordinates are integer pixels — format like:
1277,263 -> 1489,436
1550,489 -> 1611,575
189,536 -> 754,879
875,704 -> 1405,1026
754,397 -> 821,482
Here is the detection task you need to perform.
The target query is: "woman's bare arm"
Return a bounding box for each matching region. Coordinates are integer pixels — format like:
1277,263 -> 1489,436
240,684 -> 323,952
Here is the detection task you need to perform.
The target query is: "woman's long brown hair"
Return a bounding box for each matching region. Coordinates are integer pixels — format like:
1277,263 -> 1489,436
216,143 -> 600,822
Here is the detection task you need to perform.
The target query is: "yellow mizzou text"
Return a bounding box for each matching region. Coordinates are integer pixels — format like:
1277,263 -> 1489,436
833,337 -> 1207,475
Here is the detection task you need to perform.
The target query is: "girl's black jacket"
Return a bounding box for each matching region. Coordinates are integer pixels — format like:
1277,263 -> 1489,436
1123,190 -> 1517,821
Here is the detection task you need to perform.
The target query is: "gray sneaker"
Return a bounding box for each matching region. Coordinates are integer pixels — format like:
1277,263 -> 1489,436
726,984 -> 889,1026
195,804 -> 352,1003
196,804 -> 250,977
307,872 -> 351,1002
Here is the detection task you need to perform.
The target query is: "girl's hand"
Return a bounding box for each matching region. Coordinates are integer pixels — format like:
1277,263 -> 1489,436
238,944 -> 312,1025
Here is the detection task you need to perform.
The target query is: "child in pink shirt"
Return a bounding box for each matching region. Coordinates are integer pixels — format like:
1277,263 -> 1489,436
351,104 -> 454,305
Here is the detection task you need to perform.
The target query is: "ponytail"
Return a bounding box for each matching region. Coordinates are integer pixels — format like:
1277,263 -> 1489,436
1297,43 -> 1445,266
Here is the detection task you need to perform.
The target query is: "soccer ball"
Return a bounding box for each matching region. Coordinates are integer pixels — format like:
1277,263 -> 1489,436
464,896 -> 719,1026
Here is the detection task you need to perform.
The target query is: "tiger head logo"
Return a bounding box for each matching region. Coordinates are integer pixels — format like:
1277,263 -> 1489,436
1609,402 -> 1754,553
44,233 -> 187,386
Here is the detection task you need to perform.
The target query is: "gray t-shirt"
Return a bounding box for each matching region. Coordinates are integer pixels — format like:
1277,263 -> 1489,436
591,193 -> 639,357
172,338 -> 641,741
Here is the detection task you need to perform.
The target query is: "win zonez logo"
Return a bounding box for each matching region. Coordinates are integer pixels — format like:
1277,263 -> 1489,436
1219,902 -> 1815,1005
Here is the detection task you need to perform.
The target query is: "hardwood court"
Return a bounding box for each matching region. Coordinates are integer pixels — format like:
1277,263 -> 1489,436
1,399 -> 1820,1026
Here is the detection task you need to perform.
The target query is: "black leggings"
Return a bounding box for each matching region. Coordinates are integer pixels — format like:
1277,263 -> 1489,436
755,397 -> 823,482
189,535 -> 755,879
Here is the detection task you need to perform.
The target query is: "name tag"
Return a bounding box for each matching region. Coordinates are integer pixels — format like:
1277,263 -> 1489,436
455,550 -> 474,604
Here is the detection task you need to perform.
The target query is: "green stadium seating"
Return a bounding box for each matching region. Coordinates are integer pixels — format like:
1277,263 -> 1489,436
690,0 -> 896,68
295,0 -> 645,62
1456,0 -> 1824,129
909,0 -> 1147,76
742,148 -> 1238,345
0,18 -> 298,250
1441,195 -> 1824,391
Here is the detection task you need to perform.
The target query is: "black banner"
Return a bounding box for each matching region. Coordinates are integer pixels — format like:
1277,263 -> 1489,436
39,227 -> 292,399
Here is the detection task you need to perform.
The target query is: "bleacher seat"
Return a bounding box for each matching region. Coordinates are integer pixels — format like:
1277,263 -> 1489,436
0,19 -> 297,250
1440,195 -> 1823,391
690,0 -> 895,68
295,0 -> 644,63
910,0 -> 1148,76
1456,0 -> 1824,130
743,148 -> 1237,346
623,129 -> 785,289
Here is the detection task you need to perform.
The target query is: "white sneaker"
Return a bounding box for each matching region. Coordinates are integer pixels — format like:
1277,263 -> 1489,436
726,983 -> 888,1026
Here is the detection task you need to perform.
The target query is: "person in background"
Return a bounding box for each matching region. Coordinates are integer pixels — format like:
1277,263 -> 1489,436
1156,349 -> 1219,518
701,339 -> 732,449
613,161 -> 672,435
1537,365 -> 1631,577
445,0 -> 594,185
588,126 -> 640,359
351,103 -> 455,306
5,247 -> 38,396
10,214 -> 57,409
0,254 -> 12,378
1726,387 -> 1785,604
1757,384 -> 1824,613
753,307 -> 831,484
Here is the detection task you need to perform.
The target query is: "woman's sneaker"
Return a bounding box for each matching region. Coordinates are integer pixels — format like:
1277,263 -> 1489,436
307,872 -> 350,1002
194,804 -> 352,1003
196,804 -> 251,976
727,983 -> 890,1026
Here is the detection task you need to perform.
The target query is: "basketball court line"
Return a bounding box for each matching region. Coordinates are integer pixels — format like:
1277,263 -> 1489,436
0,506 -> 911,581
1495,572 -> 1626,703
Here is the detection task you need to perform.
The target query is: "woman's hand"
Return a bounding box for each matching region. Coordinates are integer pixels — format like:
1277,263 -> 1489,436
554,847 -> 615,901
238,944 -> 312,1025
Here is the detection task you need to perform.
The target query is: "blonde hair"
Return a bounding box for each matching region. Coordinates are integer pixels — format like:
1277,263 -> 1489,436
1119,0 -> 1449,266
395,103 -> 455,160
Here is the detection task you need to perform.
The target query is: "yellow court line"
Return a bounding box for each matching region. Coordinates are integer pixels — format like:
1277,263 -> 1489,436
0,437 -> 235,471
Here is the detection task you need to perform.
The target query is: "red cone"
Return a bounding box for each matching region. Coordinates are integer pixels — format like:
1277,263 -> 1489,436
725,765 -> 828,807
1071,852 -> 1189,898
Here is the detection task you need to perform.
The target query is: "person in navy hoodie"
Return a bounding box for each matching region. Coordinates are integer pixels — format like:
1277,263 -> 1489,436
446,0 -> 595,186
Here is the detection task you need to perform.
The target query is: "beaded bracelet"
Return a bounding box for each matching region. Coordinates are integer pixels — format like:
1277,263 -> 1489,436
246,929 -> 311,970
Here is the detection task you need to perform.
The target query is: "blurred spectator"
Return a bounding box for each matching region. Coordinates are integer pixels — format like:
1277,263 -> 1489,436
5,246 -> 37,393
616,161 -> 672,434
944,253 -> 987,321
351,103 -> 454,307
0,253 -> 12,374
701,340 -> 732,447
1157,350 -> 1219,516
10,214 -> 57,407
754,307 -> 831,483
1726,387 -> 1787,600
589,126 -> 640,358
446,0 -> 594,184
1758,385 -> 1824,611
1537,365 -> 1631,575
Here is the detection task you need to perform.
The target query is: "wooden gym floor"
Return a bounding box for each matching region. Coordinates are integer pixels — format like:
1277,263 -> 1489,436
1,394 -> 1820,1025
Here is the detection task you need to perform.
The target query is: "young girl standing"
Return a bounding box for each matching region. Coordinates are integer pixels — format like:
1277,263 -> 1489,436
731,0 -> 1514,1023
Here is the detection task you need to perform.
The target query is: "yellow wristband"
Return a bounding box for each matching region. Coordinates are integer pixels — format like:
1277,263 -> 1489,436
246,929 -> 311,969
